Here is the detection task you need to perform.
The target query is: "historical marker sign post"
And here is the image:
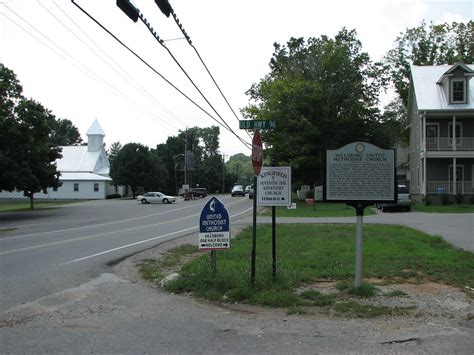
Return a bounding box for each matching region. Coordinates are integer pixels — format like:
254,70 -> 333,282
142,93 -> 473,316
325,142 -> 396,288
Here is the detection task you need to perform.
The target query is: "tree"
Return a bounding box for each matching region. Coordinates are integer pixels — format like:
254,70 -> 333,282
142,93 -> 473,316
50,118 -> 83,146
1,64 -> 62,209
110,143 -> 154,197
385,20 -> 473,107
0,63 -> 24,191
226,153 -> 253,187
107,141 -> 122,194
243,29 -> 389,185
12,99 -> 61,209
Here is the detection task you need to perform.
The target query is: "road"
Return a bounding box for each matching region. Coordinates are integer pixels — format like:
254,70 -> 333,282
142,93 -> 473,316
0,196 -> 253,311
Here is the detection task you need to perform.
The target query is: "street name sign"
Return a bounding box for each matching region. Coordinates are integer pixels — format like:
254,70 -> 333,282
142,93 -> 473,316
199,197 -> 230,250
257,167 -> 292,207
240,120 -> 276,130
252,131 -> 263,176
325,142 -> 396,204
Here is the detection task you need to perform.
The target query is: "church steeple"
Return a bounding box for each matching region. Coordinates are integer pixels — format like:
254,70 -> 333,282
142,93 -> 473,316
86,119 -> 105,152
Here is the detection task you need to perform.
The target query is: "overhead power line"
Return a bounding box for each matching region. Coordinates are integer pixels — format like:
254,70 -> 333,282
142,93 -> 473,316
1,2 -> 179,133
71,0 -> 251,150
164,3 -> 253,141
136,12 -> 251,149
49,0 -> 187,127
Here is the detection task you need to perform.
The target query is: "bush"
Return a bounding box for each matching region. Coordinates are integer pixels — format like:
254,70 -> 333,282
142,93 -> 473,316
305,190 -> 314,199
440,193 -> 451,205
469,195 -> 474,205
423,196 -> 432,206
454,193 -> 463,204
106,194 -> 122,199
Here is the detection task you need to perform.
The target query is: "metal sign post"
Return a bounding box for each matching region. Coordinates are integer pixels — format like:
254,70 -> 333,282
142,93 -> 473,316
325,142 -> 396,289
250,131 -> 263,287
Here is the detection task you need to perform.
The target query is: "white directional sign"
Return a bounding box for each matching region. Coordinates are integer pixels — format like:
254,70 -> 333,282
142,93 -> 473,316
199,197 -> 230,250
257,167 -> 292,207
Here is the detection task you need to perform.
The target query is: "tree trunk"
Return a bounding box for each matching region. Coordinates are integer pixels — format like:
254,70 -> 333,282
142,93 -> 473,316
29,193 -> 34,210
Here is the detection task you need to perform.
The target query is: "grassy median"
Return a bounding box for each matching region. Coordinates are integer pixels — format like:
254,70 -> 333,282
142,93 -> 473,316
140,224 -> 473,317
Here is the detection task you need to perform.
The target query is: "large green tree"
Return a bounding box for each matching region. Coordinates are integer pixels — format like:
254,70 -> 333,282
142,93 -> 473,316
110,143 -> 154,197
1,64 -> 62,209
50,118 -> 83,146
243,29 -> 389,185
385,20 -> 473,107
154,126 -> 225,194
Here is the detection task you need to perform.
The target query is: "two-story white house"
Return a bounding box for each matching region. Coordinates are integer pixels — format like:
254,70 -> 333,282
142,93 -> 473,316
408,62 -> 474,202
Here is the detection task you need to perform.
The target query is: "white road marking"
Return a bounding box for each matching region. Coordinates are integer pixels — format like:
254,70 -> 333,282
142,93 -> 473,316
61,207 -> 253,265
1,196 -> 244,241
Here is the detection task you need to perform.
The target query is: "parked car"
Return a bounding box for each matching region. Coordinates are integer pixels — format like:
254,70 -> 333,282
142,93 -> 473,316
248,185 -> 254,199
231,185 -> 245,197
377,184 -> 411,212
137,192 -> 176,204
244,185 -> 252,194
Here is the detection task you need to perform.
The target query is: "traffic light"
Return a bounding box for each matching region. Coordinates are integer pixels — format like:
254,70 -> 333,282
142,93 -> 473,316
155,0 -> 173,17
116,0 -> 139,22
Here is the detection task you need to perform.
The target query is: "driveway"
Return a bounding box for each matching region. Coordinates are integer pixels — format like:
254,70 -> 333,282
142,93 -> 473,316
254,210 -> 474,252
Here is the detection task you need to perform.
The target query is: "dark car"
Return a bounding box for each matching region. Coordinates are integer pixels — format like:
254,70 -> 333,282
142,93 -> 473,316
378,184 -> 411,212
192,188 -> 208,198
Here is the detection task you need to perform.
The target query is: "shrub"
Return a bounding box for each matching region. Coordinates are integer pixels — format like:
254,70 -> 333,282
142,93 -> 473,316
469,195 -> 474,205
454,193 -> 463,204
440,193 -> 451,206
106,194 -> 122,199
423,196 -> 432,206
305,190 -> 314,199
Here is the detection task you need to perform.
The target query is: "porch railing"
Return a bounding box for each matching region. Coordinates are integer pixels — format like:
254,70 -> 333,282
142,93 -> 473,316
426,181 -> 474,194
425,137 -> 474,151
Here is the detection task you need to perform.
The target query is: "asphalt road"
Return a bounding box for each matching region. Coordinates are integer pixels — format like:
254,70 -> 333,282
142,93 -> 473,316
0,196 -> 253,311
1,200 -> 473,353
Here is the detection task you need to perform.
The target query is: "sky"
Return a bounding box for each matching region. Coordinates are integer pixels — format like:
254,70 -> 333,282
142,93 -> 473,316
1,0 -> 472,157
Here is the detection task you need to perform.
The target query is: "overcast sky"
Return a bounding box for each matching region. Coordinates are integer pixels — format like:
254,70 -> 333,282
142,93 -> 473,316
1,0 -> 471,157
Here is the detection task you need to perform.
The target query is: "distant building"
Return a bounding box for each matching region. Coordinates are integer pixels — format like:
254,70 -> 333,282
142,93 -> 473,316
408,63 -> 474,201
0,120 -> 119,200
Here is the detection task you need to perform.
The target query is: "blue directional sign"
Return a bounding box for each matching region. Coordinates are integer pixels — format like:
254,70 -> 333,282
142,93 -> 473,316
199,197 -> 230,250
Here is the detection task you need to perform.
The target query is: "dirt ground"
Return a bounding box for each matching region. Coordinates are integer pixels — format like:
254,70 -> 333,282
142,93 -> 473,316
113,231 -> 474,331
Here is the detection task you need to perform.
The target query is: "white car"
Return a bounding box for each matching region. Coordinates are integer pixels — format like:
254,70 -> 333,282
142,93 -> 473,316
137,192 -> 176,204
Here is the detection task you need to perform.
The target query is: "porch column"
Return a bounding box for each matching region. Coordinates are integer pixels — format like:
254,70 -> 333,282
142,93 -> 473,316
452,116 -> 456,151
453,157 -> 457,195
421,112 -> 426,196
422,113 -> 426,195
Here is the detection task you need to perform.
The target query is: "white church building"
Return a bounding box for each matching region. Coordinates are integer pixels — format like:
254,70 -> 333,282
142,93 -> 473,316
1,120 -> 118,200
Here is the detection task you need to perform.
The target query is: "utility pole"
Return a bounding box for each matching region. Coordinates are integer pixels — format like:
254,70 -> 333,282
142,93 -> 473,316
184,127 -> 188,186
222,153 -> 227,194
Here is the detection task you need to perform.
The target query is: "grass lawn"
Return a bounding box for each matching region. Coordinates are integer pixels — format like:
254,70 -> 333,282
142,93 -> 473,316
412,203 -> 474,213
141,224 -> 473,317
0,200 -> 83,212
261,200 -> 376,217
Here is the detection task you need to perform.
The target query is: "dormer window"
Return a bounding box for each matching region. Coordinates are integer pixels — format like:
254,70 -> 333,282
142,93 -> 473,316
451,78 -> 466,103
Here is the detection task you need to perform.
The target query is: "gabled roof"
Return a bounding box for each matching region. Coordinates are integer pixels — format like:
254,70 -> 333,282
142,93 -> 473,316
411,64 -> 474,111
57,146 -> 105,173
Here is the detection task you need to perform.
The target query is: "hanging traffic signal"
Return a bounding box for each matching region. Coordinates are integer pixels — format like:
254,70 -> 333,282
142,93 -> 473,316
116,0 -> 139,22
155,0 -> 173,17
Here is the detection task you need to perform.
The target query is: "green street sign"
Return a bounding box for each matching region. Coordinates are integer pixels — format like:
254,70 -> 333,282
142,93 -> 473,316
239,120 -> 276,130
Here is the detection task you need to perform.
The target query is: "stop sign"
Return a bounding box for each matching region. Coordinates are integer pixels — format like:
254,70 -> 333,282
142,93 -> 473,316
252,130 -> 263,176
